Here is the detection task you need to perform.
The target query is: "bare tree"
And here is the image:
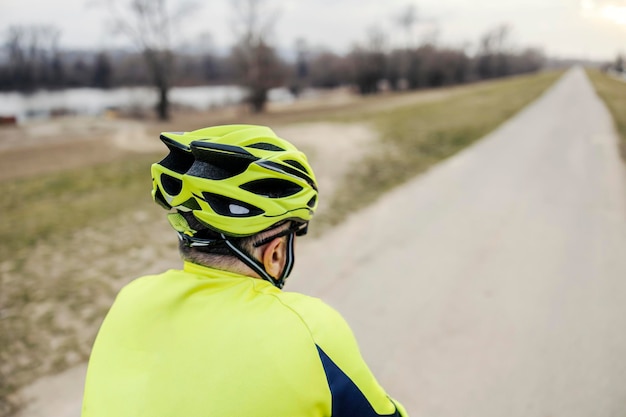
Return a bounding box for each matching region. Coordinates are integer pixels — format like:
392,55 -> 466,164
308,50 -> 352,88
394,4 -> 418,88
3,25 -> 61,91
230,0 -> 285,113
367,26 -> 388,54
289,37 -> 309,97
351,26 -> 388,95
476,24 -> 512,79
395,3 -> 418,50
615,54 -> 624,73
93,52 -> 113,88
479,24 -> 511,55
97,0 -> 197,120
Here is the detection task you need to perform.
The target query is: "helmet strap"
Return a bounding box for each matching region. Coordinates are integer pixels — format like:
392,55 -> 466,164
281,232 -> 296,283
220,232 -> 295,289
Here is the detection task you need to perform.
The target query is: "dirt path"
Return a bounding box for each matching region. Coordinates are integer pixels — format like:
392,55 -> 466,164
0,118 -> 146,181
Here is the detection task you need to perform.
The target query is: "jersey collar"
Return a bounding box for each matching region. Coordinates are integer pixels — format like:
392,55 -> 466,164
183,261 -> 251,281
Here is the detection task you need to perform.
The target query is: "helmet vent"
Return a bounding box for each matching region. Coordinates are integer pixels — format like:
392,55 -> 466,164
284,159 -> 309,174
239,179 -> 303,198
246,142 -> 286,151
159,146 -> 195,174
229,204 -> 250,215
307,195 -> 317,208
201,192 -> 263,217
187,160 -> 251,180
153,187 -> 172,209
257,160 -> 317,190
161,174 -> 183,195
189,144 -> 257,180
180,197 -> 201,211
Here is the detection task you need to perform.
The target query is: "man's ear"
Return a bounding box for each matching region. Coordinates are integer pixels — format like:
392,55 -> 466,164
261,236 -> 286,278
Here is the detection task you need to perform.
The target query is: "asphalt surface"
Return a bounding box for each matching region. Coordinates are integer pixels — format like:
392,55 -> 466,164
292,67 -> 626,416
16,67 -> 626,417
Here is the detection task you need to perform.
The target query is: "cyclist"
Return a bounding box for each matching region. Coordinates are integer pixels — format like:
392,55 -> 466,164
81,124 -> 408,416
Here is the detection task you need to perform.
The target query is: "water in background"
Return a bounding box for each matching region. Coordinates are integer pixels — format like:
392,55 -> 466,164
0,85 -> 295,122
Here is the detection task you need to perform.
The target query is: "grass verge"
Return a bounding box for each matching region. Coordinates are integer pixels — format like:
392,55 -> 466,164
314,70 -> 564,230
586,68 -> 626,160
2,153 -> 160,254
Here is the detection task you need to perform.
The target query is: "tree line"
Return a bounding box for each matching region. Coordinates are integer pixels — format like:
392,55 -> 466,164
0,1 -> 546,119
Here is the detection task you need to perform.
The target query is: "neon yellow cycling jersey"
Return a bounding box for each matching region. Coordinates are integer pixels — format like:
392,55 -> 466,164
82,262 -> 407,417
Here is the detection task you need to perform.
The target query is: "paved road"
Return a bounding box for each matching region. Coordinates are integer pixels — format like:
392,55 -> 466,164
293,67 -> 626,416
16,67 -> 626,417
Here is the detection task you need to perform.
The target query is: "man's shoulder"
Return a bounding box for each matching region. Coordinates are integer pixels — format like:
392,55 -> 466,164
114,269 -> 190,302
121,268 -> 183,288
273,290 -> 341,321
273,291 -> 356,349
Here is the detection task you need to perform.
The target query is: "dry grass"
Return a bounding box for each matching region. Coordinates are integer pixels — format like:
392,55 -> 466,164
586,69 -> 626,160
2,153 -> 158,253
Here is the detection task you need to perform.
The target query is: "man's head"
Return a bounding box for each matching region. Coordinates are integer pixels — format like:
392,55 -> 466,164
151,125 -> 318,288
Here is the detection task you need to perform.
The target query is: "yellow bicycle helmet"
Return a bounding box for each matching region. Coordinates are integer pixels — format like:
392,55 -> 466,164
151,124 -> 318,288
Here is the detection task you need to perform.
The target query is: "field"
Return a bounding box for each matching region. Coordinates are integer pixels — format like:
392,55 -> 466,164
0,70 -> 562,414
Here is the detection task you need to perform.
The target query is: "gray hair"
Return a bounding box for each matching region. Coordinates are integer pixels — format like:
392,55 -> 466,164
178,222 -> 292,276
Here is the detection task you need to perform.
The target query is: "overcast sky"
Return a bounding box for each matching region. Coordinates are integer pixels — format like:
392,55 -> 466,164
1,0 -> 625,61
